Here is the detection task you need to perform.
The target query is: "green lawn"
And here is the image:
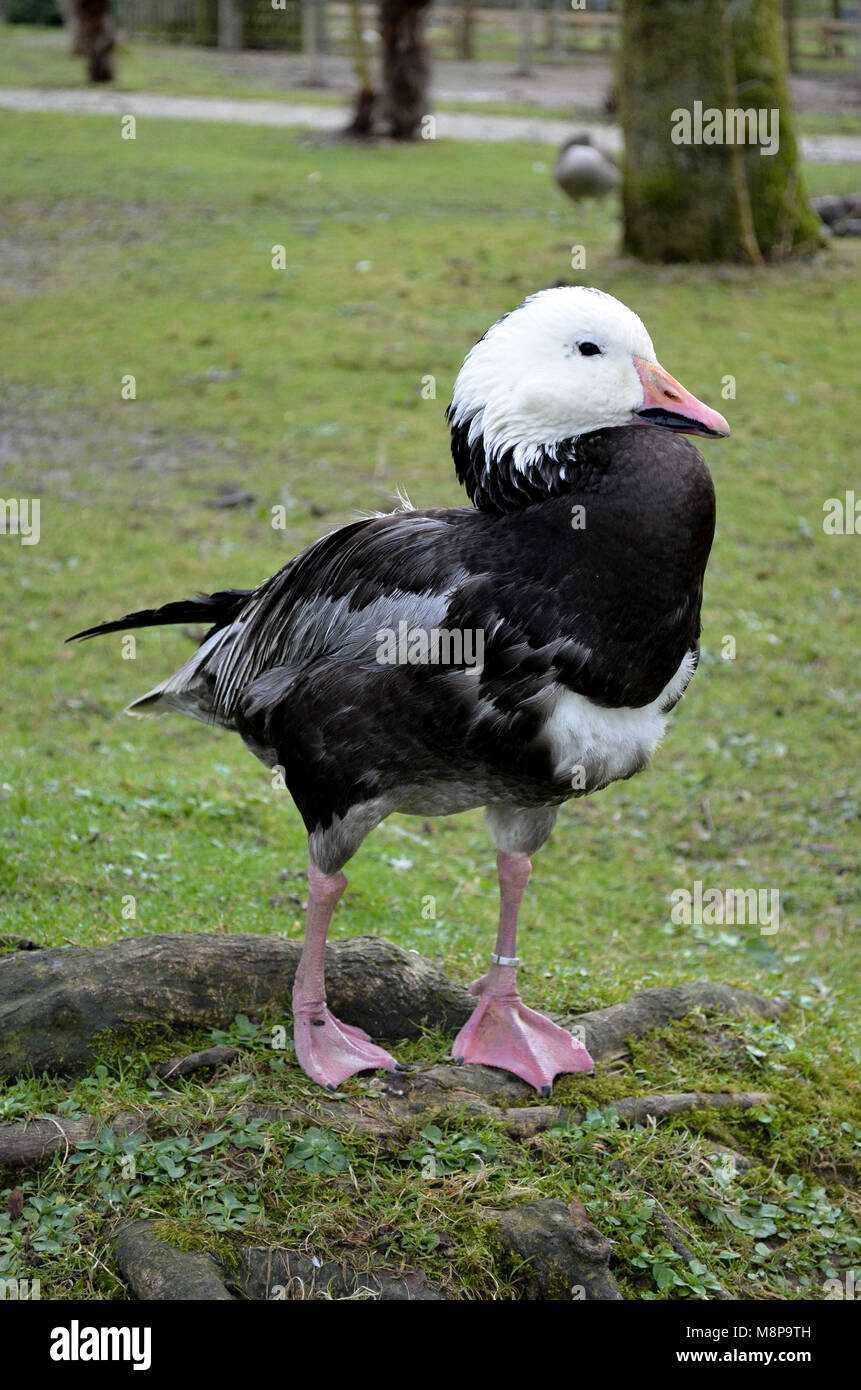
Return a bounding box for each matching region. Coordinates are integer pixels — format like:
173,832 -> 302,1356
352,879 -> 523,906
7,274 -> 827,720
0,112 -> 858,1300
3,24 -> 861,133
0,25 -> 342,102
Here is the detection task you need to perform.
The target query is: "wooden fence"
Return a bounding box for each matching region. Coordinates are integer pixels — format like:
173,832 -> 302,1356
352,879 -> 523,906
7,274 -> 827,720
113,2 -> 860,69
114,0 -> 619,59
116,0 -> 303,49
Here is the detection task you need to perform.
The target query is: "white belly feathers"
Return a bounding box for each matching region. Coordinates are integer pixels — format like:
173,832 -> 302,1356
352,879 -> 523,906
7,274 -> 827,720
541,649 -> 697,791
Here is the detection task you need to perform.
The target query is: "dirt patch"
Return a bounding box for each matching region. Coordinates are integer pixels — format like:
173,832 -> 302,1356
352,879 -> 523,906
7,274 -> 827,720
0,384 -> 242,496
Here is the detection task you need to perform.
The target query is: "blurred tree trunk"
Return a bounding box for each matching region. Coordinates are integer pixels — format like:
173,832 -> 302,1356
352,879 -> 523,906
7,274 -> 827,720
516,0 -> 535,74
782,0 -> 797,72
459,0 -> 475,61
620,0 -> 822,263
218,0 -> 241,51
346,0 -> 377,133
379,0 -> 432,138
68,0 -> 115,83
546,0 -> 565,62
301,0 -> 325,85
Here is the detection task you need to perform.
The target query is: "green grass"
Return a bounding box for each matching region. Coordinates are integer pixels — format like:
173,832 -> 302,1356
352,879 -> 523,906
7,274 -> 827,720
0,26 -> 345,102
2,25 -> 860,134
0,111 -> 859,1301
0,26 -> 575,119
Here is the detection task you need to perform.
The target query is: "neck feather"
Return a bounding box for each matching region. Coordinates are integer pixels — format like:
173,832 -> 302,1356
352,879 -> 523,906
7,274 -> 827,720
450,418 -> 588,514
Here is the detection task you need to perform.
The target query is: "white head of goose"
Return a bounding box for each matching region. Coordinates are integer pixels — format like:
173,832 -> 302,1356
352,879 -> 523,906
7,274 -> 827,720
449,286 -> 728,511
70,287 -> 730,1095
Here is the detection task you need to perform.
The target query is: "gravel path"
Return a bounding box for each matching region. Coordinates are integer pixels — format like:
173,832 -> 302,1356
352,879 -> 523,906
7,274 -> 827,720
2,85 -> 861,161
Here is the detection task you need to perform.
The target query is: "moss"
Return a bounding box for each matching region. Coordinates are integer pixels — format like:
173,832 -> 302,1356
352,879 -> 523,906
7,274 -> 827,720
90,1022 -> 190,1067
734,0 -> 824,256
550,1068 -> 637,1109
620,0 -> 824,262
148,1219 -> 240,1267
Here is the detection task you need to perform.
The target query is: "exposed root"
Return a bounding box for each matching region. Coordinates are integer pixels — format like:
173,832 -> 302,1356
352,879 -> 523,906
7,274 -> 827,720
0,1111 -> 146,1168
0,931 -> 784,1082
112,1220 -> 234,1300
150,1045 -> 240,1079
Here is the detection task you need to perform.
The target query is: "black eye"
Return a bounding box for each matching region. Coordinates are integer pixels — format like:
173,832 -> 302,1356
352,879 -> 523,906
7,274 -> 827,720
578,342 -> 602,357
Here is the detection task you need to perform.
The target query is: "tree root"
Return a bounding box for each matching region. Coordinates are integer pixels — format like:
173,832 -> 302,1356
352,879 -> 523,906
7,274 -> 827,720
239,1247 -> 445,1301
150,1045 -> 240,1080
0,934 -> 44,954
561,981 -> 785,1065
0,1111 -> 146,1168
112,1220 -> 234,1301
482,1198 -> 623,1300
501,1089 -> 772,1139
243,1072 -> 772,1143
0,956 -> 781,1302
0,933 -> 471,1078
0,931 -> 784,1081
1,940 -> 780,1173
0,1080 -> 771,1171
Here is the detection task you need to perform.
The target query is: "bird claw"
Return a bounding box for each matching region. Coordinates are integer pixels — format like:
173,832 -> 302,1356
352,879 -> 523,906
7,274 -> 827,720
293,1005 -> 401,1090
451,992 -> 594,1094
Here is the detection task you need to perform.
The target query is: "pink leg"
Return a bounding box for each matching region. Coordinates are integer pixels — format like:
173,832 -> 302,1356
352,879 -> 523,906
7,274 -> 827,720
451,851 -> 594,1095
293,863 -> 401,1090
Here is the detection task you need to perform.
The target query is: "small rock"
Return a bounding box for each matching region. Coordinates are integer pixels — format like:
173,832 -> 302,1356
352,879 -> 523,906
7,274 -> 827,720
704,1142 -> 753,1173
811,193 -> 861,235
181,367 -> 242,385
113,1221 -> 234,1300
240,1248 -> 445,1301
485,1198 -> 623,1300
0,935 -> 43,953
204,490 -> 255,509
5,1188 -> 24,1221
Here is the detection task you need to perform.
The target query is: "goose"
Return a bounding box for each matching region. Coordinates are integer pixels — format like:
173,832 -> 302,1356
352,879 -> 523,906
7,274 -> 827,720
70,287 -> 729,1095
554,135 -> 620,202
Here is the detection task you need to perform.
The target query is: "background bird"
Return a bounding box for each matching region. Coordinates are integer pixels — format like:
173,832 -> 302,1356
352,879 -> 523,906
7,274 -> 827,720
70,287 -> 729,1096
554,134 -> 620,202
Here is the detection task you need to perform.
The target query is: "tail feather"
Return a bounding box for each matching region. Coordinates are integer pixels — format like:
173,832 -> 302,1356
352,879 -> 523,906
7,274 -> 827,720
69,588 -> 253,725
67,589 -> 251,644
